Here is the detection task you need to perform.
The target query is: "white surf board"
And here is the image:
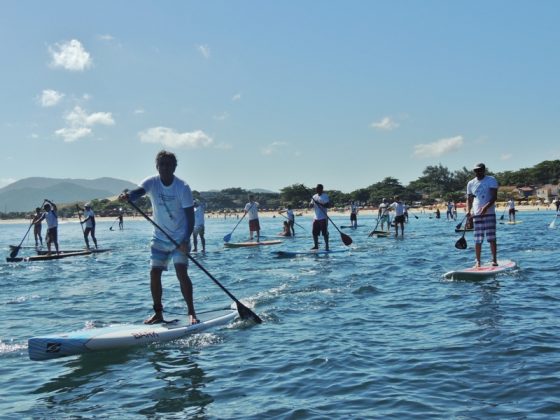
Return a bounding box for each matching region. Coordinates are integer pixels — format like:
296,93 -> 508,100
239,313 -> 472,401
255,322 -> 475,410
444,260 -> 516,280
28,309 -> 237,361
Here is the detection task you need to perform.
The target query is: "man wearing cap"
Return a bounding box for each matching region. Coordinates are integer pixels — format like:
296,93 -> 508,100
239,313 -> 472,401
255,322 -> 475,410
34,199 -> 59,255
79,203 -> 98,249
466,163 -> 499,267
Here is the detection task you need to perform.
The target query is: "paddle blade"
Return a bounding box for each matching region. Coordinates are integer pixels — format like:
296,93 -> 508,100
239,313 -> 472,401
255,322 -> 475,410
9,246 -> 20,259
223,233 -> 232,243
455,221 -> 463,230
341,233 -> 353,246
455,237 -> 467,250
109,226 -> 113,231
500,214 -> 504,220
549,219 -> 556,229
236,302 -> 262,324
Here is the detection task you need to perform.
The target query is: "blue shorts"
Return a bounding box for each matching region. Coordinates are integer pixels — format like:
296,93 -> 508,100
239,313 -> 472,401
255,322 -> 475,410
150,238 -> 188,270
473,214 -> 496,244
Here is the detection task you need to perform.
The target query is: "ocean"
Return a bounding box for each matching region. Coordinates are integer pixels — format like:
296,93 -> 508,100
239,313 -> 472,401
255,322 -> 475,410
1,210 -> 559,418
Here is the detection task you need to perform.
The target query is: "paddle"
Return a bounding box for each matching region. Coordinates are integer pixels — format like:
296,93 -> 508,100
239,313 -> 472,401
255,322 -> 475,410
277,211 -> 306,231
499,206 -> 508,221
9,200 -> 46,259
549,213 -> 558,229
109,217 -> 119,231
127,200 -> 262,324
455,217 -> 469,249
312,199 -> 352,246
368,208 -> 389,237
455,214 -> 467,230
223,202 -> 255,242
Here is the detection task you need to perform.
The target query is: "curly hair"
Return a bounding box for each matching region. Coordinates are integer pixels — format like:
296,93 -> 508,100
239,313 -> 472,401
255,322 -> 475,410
155,150 -> 177,168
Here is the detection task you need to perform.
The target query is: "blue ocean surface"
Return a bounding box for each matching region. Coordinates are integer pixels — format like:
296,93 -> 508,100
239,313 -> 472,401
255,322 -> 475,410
1,211 -> 559,418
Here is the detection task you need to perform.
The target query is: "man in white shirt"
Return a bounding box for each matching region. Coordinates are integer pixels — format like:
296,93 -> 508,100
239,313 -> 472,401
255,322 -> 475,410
244,195 -> 260,241
310,184 -> 330,251
466,163 -> 499,267
193,200 -> 206,252
119,150 -> 197,325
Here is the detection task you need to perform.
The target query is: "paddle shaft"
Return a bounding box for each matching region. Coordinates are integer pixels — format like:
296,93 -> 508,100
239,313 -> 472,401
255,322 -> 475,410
127,200 -> 262,323
369,208 -> 389,236
75,205 -> 88,247
278,212 -> 306,231
9,200 -> 47,258
224,202 -> 255,242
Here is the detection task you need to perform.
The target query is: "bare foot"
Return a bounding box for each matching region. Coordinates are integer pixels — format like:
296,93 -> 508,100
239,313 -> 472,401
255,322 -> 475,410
144,312 -> 164,324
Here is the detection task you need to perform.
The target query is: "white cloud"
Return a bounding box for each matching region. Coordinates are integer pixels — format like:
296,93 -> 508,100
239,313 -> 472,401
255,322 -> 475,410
98,34 -> 114,41
49,39 -> 92,71
371,116 -> 399,131
134,108 -> 145,115
65,106 -> 115,127
232,93 -> 242,101
413,136 -> 464,158
197,44 -> 210,59
500,153 -> 512,161
39,89 -> 64,107
55,127 -> 92,142
262,141 -> 287,156
55,106 -> 115,142
138,127 -> 214,149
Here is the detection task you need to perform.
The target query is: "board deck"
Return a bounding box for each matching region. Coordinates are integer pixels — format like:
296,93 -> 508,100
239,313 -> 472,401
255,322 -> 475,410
273,249 -> 348,257
444,260 -> 516,280
369,230 -> 390,237
224,240 -> 282,248
28,309 -> 237,361
6,248 -> 111,263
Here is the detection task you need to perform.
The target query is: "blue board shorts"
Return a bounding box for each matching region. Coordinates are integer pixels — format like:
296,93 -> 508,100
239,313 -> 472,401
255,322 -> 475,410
473,214 -> 496,244
150,238 -> 188,270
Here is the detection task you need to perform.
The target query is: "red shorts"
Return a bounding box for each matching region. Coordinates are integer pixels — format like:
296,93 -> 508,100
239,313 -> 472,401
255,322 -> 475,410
249,219 -> 260,232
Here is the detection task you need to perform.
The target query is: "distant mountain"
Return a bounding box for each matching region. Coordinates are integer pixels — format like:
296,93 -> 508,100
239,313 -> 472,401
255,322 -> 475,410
0,177 -> 137,212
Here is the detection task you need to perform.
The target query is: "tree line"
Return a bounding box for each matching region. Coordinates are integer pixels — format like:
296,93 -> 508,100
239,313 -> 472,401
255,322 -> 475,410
2,160 -> 559,219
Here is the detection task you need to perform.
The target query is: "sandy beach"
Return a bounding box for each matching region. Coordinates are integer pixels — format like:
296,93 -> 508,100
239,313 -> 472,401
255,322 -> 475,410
1,204 -> 557,225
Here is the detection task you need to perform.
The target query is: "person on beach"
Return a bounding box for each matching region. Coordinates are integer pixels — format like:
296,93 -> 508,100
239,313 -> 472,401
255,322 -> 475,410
78,203 -> 98,249
32,207 -> 43,247
244,194 -> 260,241
378,198 -> 390,232
389,196 -> 406,237
466,162 -> 499,267
310,184 -> 330,251
119,150 -> 198,325
193,200 -> 206,252
279,205 -> 295,236
349,201 -> 359,228
34,199 -> 59,255
507,197 -> 516,223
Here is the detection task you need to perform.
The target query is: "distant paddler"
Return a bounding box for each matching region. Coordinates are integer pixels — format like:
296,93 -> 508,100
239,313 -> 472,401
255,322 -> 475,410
77,202 -> 98,249
119,150 -> 198,325
32,207 -> 43,248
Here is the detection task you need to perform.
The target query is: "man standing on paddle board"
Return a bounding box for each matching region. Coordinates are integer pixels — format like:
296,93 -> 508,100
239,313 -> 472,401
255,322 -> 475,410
389,196 -> 406,237
34,199 -> 59,255
244,194 -> 260,241
32,207 -> 43,248
466,163 -> 499,268
119,150 -> 198,325
349,201 -> 359,228
378,198 -> 390,232
507,197 -> 516,223
79,203 -> 98,249
310,184 -> 330,251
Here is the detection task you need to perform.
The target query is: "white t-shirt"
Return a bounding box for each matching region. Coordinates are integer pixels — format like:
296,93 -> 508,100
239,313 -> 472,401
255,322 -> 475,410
244,201 -> 259,220
286,209 -> 294,221
507,199 -> 515,210
390,201 -> 405,216
194,203 -> 205,227
84,209 -> 95,228
467,175 -> 498,216
379,202 -> 389,217
44,210 -> 58,229
311,193 -> 329,220
140,175 -> 193,243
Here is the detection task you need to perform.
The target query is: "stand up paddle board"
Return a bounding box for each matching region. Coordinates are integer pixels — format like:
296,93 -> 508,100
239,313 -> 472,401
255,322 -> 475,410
28,308 -> 237,361
340,225 -> 360,229
224,240 -> 282,248
505,221 -> 523,225
444,260 -> 516,280
273,249 -> 348,257
369,230 -> 390,237
6,249 -> 111,263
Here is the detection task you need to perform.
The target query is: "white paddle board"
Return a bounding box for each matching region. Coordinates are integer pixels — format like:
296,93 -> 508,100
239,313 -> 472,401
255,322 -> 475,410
444,260 -> 516,280
28,308 -> 237,361
224,240 -> 282,248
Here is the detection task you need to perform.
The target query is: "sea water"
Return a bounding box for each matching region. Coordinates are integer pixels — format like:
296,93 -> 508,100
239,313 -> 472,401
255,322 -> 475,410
1,211 -> 559,418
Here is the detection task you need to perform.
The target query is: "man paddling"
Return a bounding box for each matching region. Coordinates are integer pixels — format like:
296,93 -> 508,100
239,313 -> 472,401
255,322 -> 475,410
119,150 -> 198,325
466,163 -> 499,267
34,199 -> 59,255
244,194 -> 260,241
310,184 -> 330,251
78,203 -> 98,249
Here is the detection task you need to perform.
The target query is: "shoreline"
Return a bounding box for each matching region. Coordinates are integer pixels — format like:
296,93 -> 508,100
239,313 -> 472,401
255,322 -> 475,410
0,205 -> 557,225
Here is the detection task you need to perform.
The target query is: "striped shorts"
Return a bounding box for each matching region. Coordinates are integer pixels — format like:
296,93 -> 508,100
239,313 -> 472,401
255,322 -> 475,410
473,214 -> 496,244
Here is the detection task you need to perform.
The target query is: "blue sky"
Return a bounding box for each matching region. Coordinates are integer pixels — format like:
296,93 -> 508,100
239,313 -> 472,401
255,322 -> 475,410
1,1 -> 559,193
